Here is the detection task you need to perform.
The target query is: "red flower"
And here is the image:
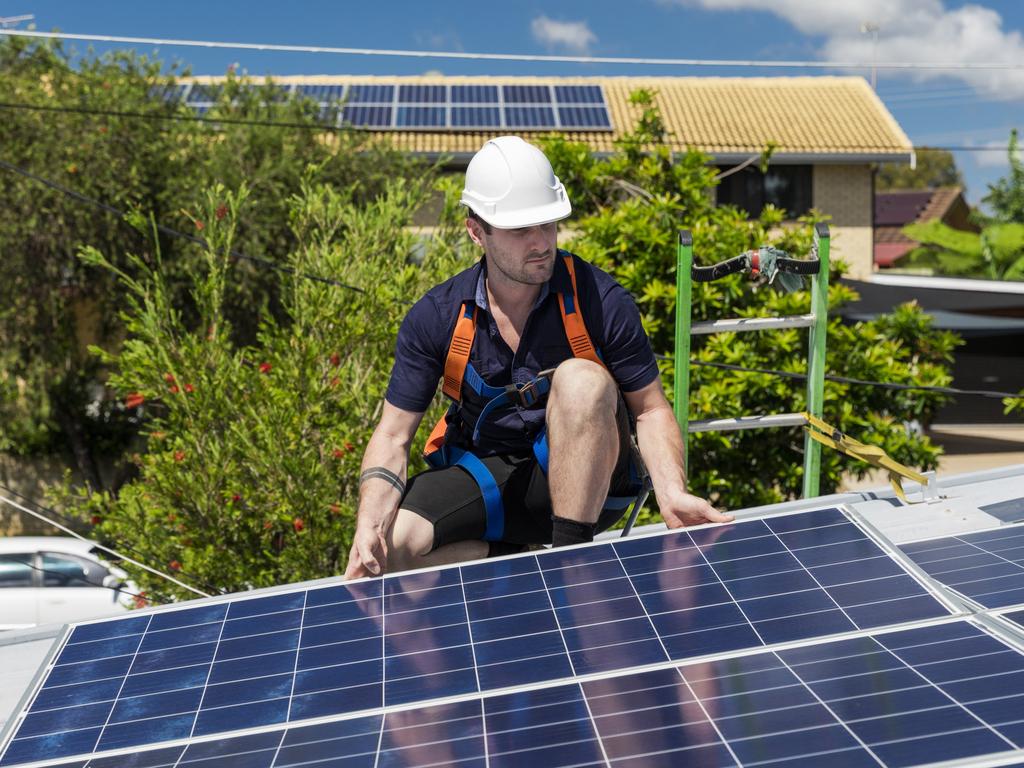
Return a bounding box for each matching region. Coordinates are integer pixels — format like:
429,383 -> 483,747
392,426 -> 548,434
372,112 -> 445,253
258,362 -> 272,374
263,520 -> 273,530
215,204 -> 228,220
173,450 -> 186,462
164,372 -> 176,383
344,441 -> 355,453
292,518 -> 305,532
329,352 -> 340,367
168,384 -> 180,394
184,383 -> 195,394
125,392 -> 145,408
90,515 -> 102,525
329,376 -> 340,389
195,220 -> 205,231
232,494 -> 242,503
332,448 -> 344,459
134,592 -> 149,609
329,503 -> 341,515
168,560 -> 181,571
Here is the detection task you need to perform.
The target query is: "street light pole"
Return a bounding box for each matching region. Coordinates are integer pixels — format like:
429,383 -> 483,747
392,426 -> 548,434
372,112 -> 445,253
861,21 -> 880,90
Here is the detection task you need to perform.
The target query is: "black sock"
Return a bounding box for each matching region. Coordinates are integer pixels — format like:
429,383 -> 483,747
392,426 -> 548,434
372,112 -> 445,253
551,516 -> 595,548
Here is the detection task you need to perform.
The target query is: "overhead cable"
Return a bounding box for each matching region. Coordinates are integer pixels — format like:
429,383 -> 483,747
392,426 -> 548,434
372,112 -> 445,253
1,28 -> 1023,71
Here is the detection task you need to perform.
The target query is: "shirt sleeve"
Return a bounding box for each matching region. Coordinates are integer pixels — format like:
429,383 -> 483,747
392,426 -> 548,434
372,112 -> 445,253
384,296 -> 445,413
599,283 -> 660,393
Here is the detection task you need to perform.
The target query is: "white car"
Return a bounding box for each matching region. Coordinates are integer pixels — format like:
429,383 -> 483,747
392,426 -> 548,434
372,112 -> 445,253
0,537 -> 138,629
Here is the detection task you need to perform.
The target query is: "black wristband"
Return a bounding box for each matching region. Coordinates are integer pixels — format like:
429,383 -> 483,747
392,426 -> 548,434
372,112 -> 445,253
359,467 -> 405,496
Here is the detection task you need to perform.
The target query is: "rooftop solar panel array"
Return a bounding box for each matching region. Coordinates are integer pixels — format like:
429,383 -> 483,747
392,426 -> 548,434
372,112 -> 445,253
0,507 -> 960,766
9,619 -> 1024,767
161,82 -> 614,131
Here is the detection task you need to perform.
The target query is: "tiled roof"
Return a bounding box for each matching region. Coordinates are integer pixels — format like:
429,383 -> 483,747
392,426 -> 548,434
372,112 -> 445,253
193,74 -> 913,160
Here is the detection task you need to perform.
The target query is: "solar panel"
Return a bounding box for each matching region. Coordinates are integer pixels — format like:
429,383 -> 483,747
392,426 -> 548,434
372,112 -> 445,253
451,85 -> 499,104
902,524 -> 1024,608
295,84 -> 345,102
0,507 -> 955,766
8,620 -> 1024,767
559,106 -> 612,129
395,106 -> 445,129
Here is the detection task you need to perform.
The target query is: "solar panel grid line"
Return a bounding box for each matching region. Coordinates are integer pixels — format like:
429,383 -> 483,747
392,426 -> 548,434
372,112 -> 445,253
673,667 -> 745,765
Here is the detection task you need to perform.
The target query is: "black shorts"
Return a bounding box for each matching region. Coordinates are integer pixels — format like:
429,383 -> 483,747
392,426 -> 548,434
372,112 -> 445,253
401,396 -> 639,551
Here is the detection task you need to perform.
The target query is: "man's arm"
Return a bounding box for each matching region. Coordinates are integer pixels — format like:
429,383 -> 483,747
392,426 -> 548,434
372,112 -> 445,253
344,402 -> 424,578
623,379 -> 733,528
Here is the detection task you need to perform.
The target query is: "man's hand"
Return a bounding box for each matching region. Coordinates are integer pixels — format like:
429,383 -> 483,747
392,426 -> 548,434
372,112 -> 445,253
659,490 -> 734,529
345,525 -> 388,579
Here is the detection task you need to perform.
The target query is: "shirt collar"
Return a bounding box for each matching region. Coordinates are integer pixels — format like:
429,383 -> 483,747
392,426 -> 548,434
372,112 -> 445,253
471,250 -> 572,312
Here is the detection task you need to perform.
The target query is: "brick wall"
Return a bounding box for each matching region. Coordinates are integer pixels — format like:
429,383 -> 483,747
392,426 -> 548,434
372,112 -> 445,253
812,165 -> 874,279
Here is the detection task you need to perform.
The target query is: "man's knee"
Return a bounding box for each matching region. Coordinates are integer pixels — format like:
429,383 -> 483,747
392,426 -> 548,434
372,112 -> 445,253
549,358 -> 617,417
386,508 -> 435,572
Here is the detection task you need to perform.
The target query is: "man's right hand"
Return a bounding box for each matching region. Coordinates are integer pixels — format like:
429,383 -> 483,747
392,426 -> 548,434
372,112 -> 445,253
345,525 -> 388,579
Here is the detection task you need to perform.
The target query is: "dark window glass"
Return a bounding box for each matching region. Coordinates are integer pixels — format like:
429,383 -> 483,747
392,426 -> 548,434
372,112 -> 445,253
40,552 -> 108,588
0,554 -> 33,588
716,165 -> 812,218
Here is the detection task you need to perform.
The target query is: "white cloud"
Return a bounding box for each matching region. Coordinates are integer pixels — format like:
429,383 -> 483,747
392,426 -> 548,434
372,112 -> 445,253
671,0 -> 1024,99
530,15 -> 597,54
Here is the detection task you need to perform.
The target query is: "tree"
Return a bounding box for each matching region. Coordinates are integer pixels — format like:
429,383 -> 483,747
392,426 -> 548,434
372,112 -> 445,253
876,147 -> 963,190
899,220 -> 1024,281
0,38 -> 420,494
982,129 -> 1024,224
542,90 -> 958,514
67,177 -> 467,600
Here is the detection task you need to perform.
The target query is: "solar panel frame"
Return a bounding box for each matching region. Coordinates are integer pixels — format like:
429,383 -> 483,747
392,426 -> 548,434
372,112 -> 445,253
0,506 -> 960,767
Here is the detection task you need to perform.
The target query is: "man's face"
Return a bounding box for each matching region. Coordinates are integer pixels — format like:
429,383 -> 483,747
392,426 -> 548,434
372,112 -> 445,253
467,219 -> 558,286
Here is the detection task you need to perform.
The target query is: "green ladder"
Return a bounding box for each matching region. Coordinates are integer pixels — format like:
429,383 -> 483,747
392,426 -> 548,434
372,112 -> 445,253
673,222 -> 831,500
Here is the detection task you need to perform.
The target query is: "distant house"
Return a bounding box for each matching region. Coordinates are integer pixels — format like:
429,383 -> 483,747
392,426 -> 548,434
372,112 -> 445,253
874,187 -> 978,268
191,74 -> 914,279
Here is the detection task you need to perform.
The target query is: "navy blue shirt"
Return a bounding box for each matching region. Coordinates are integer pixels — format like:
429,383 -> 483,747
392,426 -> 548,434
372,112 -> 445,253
385,250 -> 659,455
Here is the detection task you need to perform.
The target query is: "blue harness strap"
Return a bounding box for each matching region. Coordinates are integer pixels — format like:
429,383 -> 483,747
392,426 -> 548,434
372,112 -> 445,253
531,428 -> 643,512
447,447 -> 505,541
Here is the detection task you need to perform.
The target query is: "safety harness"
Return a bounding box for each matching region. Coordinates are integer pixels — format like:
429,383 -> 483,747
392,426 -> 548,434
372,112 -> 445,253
423,253 -> 648,541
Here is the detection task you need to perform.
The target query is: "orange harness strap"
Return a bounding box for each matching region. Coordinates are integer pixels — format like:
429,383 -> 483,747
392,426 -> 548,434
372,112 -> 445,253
558,254 -> 606,369
441,304 -> 477,401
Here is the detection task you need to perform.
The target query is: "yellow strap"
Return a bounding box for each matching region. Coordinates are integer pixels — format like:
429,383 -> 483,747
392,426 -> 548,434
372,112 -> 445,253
801,412 -> 928,504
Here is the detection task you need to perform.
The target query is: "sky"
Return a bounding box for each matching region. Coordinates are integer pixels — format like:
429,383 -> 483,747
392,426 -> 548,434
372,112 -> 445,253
4,0 -> 1023,206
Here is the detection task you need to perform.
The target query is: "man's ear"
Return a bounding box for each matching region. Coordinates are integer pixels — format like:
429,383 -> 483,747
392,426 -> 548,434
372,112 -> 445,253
465,219 -> 485,248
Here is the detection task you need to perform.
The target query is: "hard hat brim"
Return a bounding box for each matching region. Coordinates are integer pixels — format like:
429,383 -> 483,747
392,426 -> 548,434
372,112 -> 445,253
465,197 -> 572,230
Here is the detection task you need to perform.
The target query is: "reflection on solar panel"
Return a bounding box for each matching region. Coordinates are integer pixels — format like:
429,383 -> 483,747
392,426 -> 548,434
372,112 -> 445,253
902,524 -> 1024,608
9,620 -> 1024,767
0,508 -> 956,766
166,82 -> 614,131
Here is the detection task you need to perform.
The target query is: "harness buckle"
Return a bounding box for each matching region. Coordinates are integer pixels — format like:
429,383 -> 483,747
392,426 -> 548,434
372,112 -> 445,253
508,368 -> 557,409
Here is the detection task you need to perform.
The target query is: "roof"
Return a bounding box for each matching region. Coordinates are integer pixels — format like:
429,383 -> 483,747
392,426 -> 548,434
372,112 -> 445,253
192,74 -> 914,162
874,187 -> 975,267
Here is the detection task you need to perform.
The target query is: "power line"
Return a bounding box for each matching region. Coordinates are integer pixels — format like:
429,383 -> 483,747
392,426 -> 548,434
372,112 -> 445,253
0,158 -> 367,293
2,28 -> 1023,72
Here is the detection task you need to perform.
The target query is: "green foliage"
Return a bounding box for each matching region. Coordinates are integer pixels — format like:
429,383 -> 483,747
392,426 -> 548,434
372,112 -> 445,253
901,220 -> 1024,281
876,147 -> 964,190
983,129 -> 1024,224
0,38 -> 421,487
541,91 -> 959,513
66,178 -> 468,600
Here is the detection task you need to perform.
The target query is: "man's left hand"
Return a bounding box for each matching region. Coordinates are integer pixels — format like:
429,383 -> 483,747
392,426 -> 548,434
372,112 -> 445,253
659,490 -> 734,528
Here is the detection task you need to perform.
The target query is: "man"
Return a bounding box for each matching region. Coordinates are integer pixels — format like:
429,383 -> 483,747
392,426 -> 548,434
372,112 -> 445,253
345,136 -> 729,579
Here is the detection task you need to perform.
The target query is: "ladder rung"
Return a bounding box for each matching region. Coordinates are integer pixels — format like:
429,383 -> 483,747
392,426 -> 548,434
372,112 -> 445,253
689,413 -> 808,433
691,314 -> 816,335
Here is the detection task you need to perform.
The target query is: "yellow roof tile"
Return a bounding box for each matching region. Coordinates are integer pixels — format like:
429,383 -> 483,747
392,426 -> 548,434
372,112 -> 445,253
191,74 -> 912,160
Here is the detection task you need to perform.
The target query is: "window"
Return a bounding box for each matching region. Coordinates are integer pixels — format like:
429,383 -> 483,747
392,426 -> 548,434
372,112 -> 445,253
716,165 -> 812,219
40,553 -> 108,588
0,554 -> 34,588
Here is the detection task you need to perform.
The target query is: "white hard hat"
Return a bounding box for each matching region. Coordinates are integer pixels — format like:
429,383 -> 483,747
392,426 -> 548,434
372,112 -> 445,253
461,136 -> 571,229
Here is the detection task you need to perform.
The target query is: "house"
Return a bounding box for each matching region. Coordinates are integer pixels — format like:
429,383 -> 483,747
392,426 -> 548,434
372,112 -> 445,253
188,74 -> 915,279
874,186 -> 978,268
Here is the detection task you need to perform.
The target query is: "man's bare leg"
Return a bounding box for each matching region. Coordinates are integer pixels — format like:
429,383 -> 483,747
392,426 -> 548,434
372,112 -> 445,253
545,358 -> 620,527
385,507 -> 488,573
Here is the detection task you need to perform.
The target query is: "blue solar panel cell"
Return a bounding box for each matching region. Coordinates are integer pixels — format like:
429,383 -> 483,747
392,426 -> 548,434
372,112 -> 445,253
450,85 -> 499,103
295,84 -> 345,102
502,85 -> 551,104
398,85 -> 445,103
347,85 -> 394,104
558,106 -> 611,128
342,106 -> 392,127
505,106 -> 556,128
451,106 -> 501,128
380,700 -> 485,768
395,106 -> 445,128
554,85 -> 603,104
88,745 -> 184,767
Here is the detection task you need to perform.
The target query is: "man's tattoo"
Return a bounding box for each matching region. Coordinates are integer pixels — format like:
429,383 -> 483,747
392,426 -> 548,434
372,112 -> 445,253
359,467 -> 406,496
